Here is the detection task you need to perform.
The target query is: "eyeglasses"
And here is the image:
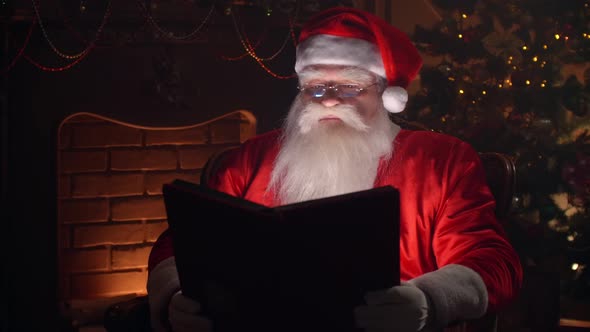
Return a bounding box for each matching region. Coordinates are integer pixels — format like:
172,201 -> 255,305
298,82 -> 378,98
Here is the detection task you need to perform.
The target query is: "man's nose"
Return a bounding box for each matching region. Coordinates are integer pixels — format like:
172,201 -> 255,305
320,96 -> 341,107
318,88 -> 342,107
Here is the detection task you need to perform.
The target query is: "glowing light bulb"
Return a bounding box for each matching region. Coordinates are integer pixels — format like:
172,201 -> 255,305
482,90 -> 487,95
526,80 -> 531,85
458,34 -> 463,39
462,13 -> 467,19
543,44 -> 548,49
571,263 -> 579,271
459,89 -> 464,94
555,34 -> 560,40
522,45 -> 528,50
533,56 -> 538,62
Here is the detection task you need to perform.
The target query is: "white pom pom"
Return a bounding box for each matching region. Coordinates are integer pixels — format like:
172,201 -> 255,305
382,86 -> 408,113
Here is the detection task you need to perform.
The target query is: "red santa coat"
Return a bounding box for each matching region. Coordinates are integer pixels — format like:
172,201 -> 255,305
149,128 -> 522,312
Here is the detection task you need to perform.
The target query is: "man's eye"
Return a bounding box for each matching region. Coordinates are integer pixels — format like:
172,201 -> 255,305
341,84 -> 359,89
309,85 -> 326,89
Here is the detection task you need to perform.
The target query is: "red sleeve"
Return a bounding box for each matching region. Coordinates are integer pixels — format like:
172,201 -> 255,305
148,146 -> 250,273
147,229 -> 174,272
206,146 -> 249,197
432,141 -> 523,312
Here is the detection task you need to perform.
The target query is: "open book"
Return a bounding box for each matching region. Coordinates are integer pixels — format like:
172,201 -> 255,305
163,179 -> 400,332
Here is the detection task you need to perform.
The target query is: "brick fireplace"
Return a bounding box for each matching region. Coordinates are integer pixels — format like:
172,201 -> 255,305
56,110 -> 256,327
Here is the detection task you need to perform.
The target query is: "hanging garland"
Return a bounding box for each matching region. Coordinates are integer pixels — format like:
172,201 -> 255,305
3,0 -> 300,77
1,17 -> 36,74
31,0 -> 111,60
23,0 -> 112,72
226,4 -> 298,79
137,0 -> 216,41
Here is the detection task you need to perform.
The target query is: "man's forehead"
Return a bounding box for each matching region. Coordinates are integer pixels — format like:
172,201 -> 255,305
298,65 -> 376,84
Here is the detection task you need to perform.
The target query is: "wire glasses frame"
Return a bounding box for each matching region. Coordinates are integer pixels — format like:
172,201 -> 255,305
298,82 -> 379,98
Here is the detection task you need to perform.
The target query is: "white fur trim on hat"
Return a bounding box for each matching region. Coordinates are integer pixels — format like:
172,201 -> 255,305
147,257 -> 181,332
295,34 -> 386,78
382,86 -> 408,113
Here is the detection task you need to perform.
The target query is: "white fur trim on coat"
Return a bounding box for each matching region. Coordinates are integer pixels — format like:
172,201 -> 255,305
295,34 -> 386,78
147,257 -> 181,332
408,264 -> 488,329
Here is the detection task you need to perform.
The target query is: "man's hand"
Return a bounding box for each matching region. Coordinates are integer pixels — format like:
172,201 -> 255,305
168,291 -> 212,332
354,283 -> 430,332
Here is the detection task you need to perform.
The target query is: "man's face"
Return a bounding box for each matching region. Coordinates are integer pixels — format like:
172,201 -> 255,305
296,65 -> 383,127
268,65 -> 396,204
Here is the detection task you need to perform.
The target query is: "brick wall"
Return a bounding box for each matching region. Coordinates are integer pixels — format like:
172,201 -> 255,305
57,111 -> 256,300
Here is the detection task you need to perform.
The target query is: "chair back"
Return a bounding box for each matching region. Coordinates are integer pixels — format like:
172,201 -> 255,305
479,152 -> 516,220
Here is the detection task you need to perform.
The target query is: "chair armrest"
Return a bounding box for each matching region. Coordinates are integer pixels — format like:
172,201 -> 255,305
103,295 -> 152,332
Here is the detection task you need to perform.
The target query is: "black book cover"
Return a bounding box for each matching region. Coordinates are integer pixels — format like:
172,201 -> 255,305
163,179 -> 400,332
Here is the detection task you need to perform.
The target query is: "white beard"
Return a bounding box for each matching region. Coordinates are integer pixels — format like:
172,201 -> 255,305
268,95 -> 400,205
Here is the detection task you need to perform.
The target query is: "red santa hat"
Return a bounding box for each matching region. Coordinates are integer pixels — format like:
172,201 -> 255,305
295,7 -> 423,113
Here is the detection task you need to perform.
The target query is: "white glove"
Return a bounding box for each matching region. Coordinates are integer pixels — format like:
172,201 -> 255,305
354,283 -> 430,332
168,291 -> 213,332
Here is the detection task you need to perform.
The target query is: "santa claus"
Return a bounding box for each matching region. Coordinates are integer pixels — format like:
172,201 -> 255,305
147,6 -> 522,332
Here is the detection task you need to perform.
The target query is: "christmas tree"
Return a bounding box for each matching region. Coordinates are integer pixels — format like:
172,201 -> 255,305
405,0 -> 590,300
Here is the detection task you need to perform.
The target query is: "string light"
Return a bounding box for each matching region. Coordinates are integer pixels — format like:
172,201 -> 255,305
2,18 -> 36,74
228,7 -> 297,79
31,0 -> 111,60
482,90 -> 487,95
24,47 -> 94,72
526,80 -> 531,85
137,0 -> 216,41
459,89 -> 464,94
571,263 -> 579,271
555,34 -> 561,40
458,34 -> 463,39
522,45 -> 528,50
543,44 -> 548,49
461,13 -> 467,19
533,56 -> 538,62
230,9 -> 296,62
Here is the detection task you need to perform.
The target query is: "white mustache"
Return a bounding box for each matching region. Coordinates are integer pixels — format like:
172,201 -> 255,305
297,103 -> 369,134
